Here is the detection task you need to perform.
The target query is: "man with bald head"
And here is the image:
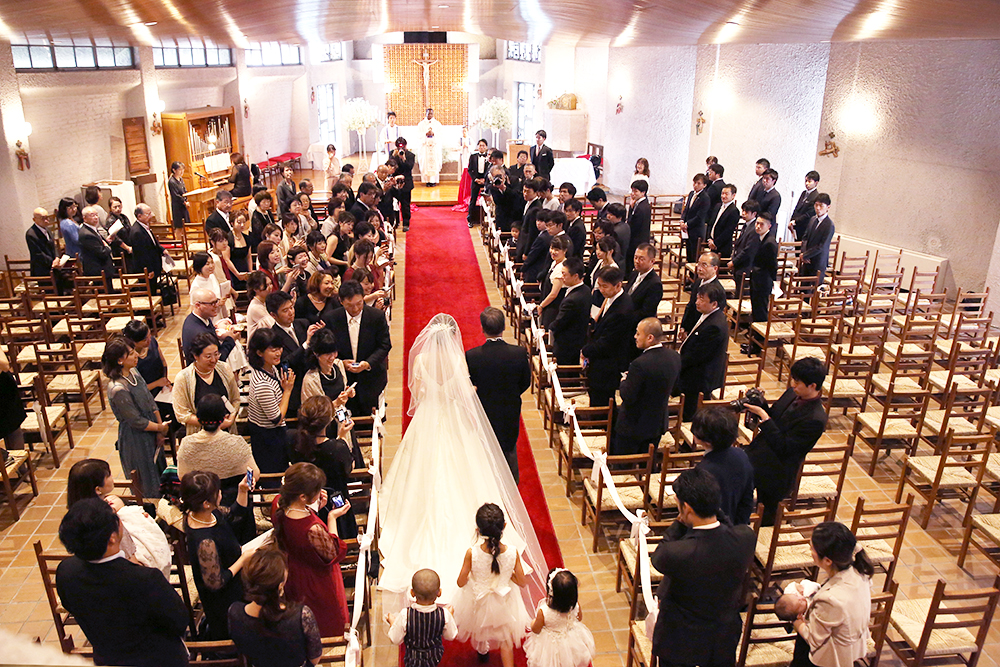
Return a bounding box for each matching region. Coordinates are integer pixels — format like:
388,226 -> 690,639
613,318 -> 681,455
79,205 -> 118,291
26,207 -> 58,277
129,203 -> 169,283
182,288 -> 236,364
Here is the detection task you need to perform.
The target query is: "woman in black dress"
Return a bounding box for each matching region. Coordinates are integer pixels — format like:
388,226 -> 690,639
230,210 -> 251,291
182,470 -> 258,640
287,396 -> 358,539
250,191 -> 276,252
168,161 -> 190,229
294,270 -> 339,325
228,152 -> 252,198
0,345 -> 26,452
228,548 -> 322,667
123,320 -> 173,422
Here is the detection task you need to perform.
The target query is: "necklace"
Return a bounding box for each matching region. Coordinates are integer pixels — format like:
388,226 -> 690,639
195,366 -> 215,380
124,370 -> 138,386
188,513 -> 216,526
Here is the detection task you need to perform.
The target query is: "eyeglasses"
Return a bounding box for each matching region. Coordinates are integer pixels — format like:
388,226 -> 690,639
197,299 -> 220,306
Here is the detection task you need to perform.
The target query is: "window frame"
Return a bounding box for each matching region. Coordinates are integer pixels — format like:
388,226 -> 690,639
12,43 -> 135,71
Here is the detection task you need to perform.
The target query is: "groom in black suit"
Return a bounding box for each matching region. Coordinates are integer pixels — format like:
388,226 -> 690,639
466,307 -> 531,484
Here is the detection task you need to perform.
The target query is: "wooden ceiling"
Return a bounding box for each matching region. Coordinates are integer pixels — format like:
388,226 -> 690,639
3,0 -> 1000,48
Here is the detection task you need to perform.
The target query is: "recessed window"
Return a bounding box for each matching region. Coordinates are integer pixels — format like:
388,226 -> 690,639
320,42 -> 343,62
153,41 -> 231,68
245,41 -> 301,67
12,41 -> 134,70
506,42 -> 541,63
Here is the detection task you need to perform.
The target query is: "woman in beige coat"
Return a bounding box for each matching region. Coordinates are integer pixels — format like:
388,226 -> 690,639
792,522 -> 874,667
173,333 -> 241,436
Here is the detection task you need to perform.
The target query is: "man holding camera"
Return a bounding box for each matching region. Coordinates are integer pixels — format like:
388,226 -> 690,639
743,357 -> 828,526
487,165 -> 516,232
391,138 -> 415,231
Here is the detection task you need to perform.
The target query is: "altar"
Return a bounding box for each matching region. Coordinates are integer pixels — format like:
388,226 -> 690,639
550,157 -> 596,195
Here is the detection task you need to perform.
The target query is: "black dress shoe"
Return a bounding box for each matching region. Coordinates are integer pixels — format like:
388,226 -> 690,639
477,652 -> 489,663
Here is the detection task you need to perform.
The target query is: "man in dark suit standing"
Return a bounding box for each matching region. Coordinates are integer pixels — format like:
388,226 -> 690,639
56,499 -> 190,667
530,130 -> 554,180
728,201 -> 761,289
467,139 -> 490,228
26,207 -> 57,277
548,258 -> 590,365
746,158 -> 770,203
350,181 -> 379,222
267,291 -> 318,418
681,173 -> 711,263
563,199 -> 587,259
681,252 -> 721,336
392,138 -> 415,231
744,357 -> 828,525
325,280 -> 391,416
626,180 -> 652,273
205,189 -> 234,242
129,204 -> 169,283
707,184 -> 741,259
582,266 -> 635,409
466,307 -> 531,483
508,150 -> 529,191
515,179 -> 544,262
625,243 -> 663,323
521,210 -> 553,283
183,288 -> 237,364
614,318 -> 680,455
651,469 -> 755,667
706,163 -> 726,209
677,281 -> 728,421
486,165 -> 517,232
758,169 -> 782,226
799,193 -> 835,289
79,205 -> 118,292
749,213 -> 779,325
788,170 -> 820,241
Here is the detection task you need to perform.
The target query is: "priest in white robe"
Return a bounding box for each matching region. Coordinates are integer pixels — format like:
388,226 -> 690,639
416,108 -> 443,186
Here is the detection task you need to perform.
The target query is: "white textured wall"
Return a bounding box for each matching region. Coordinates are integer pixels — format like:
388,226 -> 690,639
818,40 -> 1000,293
686,43 -> 829,236
243,68 -> 305,161
573,47 -> 609,147
604,46 -> 697,194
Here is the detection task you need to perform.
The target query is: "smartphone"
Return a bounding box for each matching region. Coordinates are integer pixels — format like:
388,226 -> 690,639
330,494 -> 346,509
335,405 -> 351,424
348,382 -> 358,390
279,362 -> 290,375
245,468 -> 254,489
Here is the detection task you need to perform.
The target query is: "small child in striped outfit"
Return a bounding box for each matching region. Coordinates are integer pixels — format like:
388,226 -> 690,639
386,569 -> 458,667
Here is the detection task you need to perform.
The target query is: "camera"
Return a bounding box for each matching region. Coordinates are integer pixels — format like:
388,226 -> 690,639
491,175 -> 504,186
729,387 -> 767,429
334,405 -> 352,424
395,175 -> 404,183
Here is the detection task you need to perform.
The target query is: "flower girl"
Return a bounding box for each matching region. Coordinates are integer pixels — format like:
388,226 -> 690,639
524,568 -> 596,667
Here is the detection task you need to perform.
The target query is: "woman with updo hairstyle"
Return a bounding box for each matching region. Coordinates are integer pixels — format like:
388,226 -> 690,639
228,548 -> 323,667
539,235 -> 570,328
181,469 -> 257,640
343,238 -> 375,285
209,228 -> 245,305
177,394 -> 258,506
228,152 -> 252,197
790,521 -> 874,667
230,209 -> 251,289
103,335 -> 168,499
246,270 -> 276,337
288,396 -> 358,539
295,270 -> 339,325
286,244 -> 310,297
271,462 -> 351,637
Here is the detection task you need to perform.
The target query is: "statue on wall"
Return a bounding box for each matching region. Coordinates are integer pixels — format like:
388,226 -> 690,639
412,52 -> 439,108
547,93 -> 578,110
819,131 -> 840,158
695,111 -> 706,135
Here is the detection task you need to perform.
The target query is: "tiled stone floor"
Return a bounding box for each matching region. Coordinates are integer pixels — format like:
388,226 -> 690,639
3,220 -> 1000,667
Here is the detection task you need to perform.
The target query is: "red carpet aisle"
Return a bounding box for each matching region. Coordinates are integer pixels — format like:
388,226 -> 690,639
400,207 -> 563,666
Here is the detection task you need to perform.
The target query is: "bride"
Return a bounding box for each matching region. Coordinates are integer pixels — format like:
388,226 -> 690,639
378,314 -> 548,612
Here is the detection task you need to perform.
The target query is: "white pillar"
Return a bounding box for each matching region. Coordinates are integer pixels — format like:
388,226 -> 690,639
133,46 -> 168,221
0,42 -> 40,260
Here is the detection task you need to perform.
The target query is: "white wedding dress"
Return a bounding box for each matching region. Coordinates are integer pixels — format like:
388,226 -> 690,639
378,314 -> 549,613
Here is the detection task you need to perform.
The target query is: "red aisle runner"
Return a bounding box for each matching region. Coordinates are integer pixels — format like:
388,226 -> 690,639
400,207 -> 563,666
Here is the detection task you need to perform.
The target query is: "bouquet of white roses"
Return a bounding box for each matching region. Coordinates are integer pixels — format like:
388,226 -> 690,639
477,97 -> 513,131
343,98 -> 379,132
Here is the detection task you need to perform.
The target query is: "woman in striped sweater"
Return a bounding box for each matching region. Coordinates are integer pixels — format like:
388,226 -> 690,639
247,328 -> 296,477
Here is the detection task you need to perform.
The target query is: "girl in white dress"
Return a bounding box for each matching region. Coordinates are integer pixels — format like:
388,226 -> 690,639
524,569 -> 596,667
453,503 -> 530,667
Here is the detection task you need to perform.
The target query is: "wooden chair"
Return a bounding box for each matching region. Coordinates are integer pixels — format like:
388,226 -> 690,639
626,619 -> 656,667
34,540 -> 92,656
786,438 -> 854,517
581,445 -> 655,551
920,384 -> 991,449
736,594 -> 797,667
750,503 -> 831,596
186,640 -> 247,665
20,374 -> 76,467
726,273 -> 753,342
64,314 -> 108,368
121,270 -> 168,331
895,428 -> 995,529
616,520 -> 672,620
776,317 -> 836,381
91,292 -> 137,334
720,353 -> 764,401
887,575 -> 1000,667
957,498 -> 1000,570
851,384 -> 931,476
927,331 -> 993,399
35,343 -> 106,426
315,634 -> 351,664
869,342 -> 935,404
864,582 -> 900,667
0,441 -> 39,520
851,495 -> 913,591
747,296 -> 803,368
884,306 -> 944,366
645,440 -> 703,522
556,402 -> 613,496
824,346 -> 878,417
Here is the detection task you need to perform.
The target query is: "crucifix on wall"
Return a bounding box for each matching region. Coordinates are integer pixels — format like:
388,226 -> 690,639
411,52 -> 439,108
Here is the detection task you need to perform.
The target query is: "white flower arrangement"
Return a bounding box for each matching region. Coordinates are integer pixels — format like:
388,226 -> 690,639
343,98 -> 379,132
477,97 -> 513,131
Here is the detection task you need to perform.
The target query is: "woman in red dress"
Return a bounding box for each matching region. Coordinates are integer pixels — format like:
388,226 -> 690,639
271,462 -> 353,637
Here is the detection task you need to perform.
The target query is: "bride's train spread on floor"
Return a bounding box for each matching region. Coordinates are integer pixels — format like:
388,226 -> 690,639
377,314 -> 548,614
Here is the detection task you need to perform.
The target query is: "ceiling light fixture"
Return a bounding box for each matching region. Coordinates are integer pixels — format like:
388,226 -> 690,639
438,4 -> 449,7
144,21 -> 157,26
431,25 -> 440,28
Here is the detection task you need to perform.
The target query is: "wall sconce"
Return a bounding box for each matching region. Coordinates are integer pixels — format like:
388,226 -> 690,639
15,121 -> 31,170
244,98 -> 249,119
819,131 -> 840,158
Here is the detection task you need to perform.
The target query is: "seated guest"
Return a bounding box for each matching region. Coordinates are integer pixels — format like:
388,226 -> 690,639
183,288 -> 237,364
177,395 -> 259,505
56,499 -> 189,667
206,190 -> 235,241
581,266 -> 634,408
288,397 -> 359,539
250,191 -> 276,251
613,318 -> 680,455
355,267 -> 388,311
548,257 -> 590,366
271,462 -> 351,638
190,251 -> 232,320
228,548 -> 323,667
324,280 -> 392,417
539,235 -> 570,329
246,270 -> 276,337
247,328 -> 296,474
228,152 -> 252,197
305,230 -> 333,277
257,241 -> 297,294
681,252 -> 721,338
343,238 -> 376,285
26,207 -> 57,277
586,187 -> 609,221
605,203 -> 631,268
295,270 -> 339,324
66,459 -> 171,577
173,333 -> 241,436
676,281 -> 728,421
300,328 -> 354,409
744,358 -> 829,526
181,470 -> 258,640
267,290 -> 317,417
286,244 -> 310,297
692,407 -> 754,525
625,243 -> 663,324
